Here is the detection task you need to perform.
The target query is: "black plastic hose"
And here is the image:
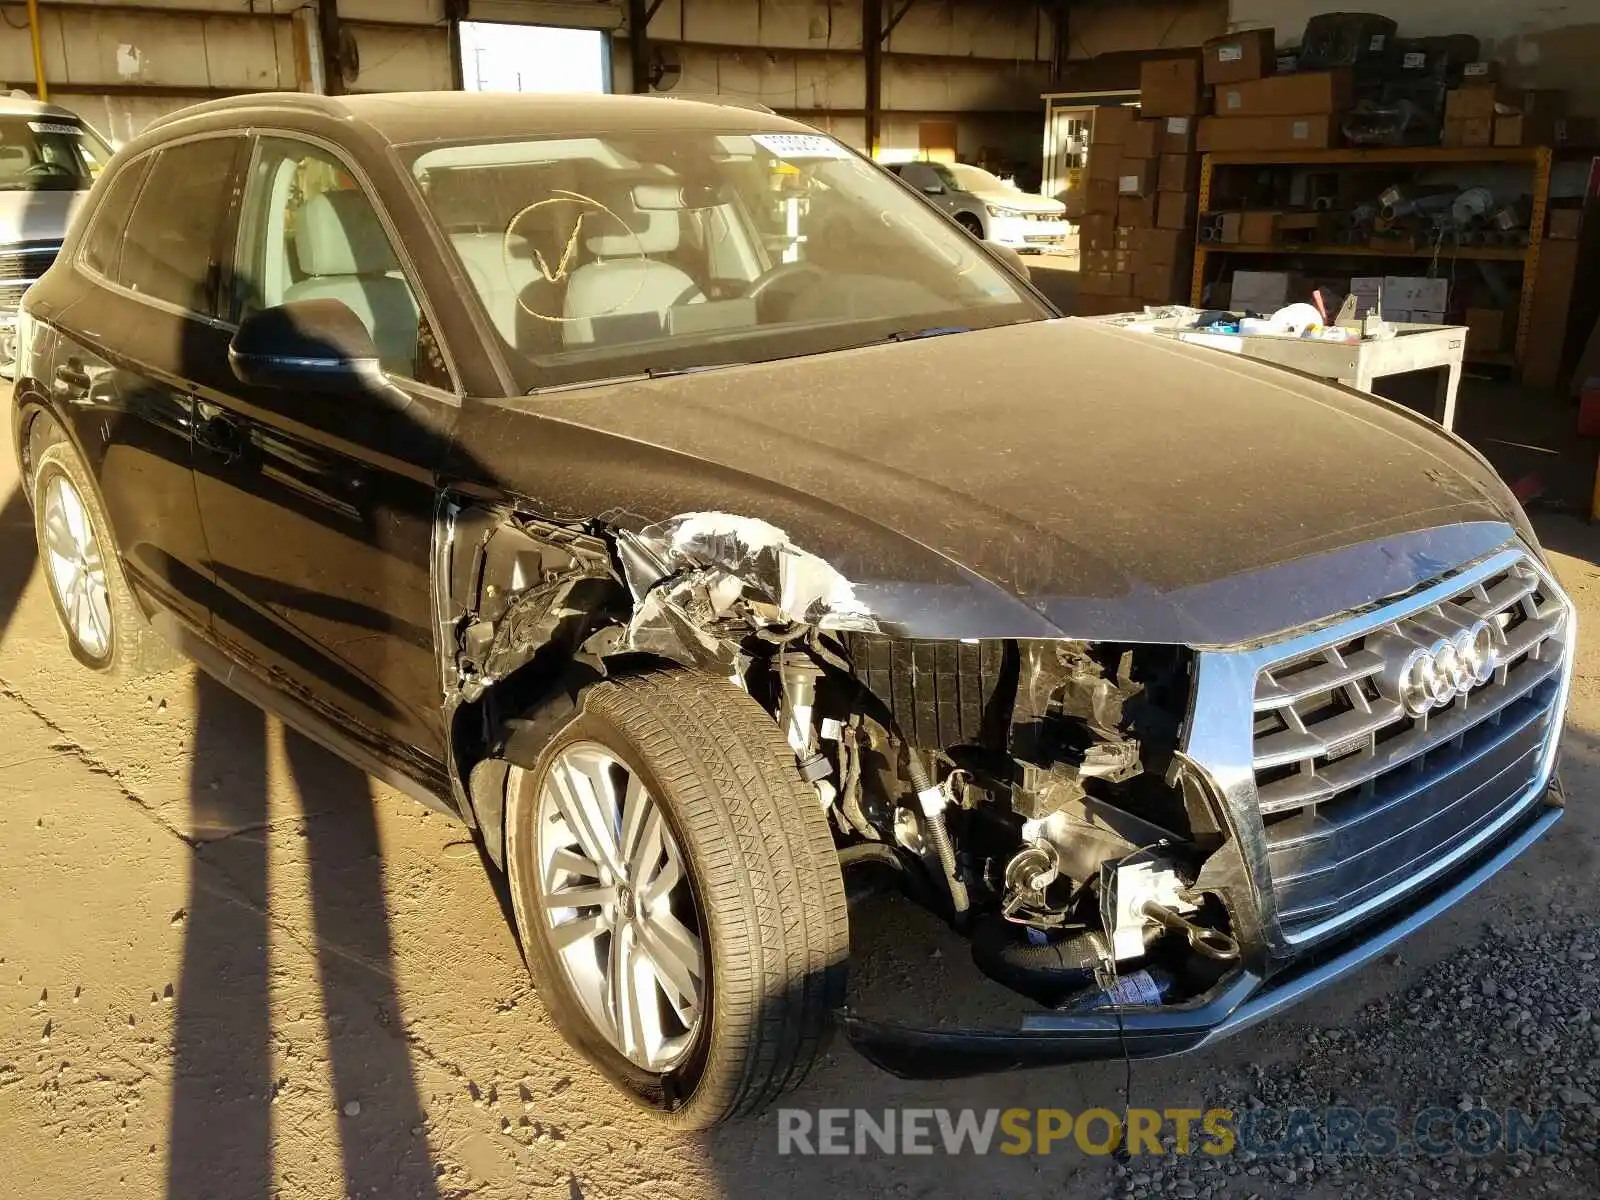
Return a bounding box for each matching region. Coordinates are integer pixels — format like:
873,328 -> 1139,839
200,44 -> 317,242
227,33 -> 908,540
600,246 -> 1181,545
903,748 -> 970,923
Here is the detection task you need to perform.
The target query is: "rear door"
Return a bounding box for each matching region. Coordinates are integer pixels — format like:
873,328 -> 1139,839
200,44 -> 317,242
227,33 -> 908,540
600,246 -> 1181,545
191,133 -> 458,777
40,135 -> 246,631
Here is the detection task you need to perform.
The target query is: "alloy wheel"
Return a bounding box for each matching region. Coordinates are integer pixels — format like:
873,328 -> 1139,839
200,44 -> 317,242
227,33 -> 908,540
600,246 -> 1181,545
40,473 -> 112,660
533,742 -> 707,1072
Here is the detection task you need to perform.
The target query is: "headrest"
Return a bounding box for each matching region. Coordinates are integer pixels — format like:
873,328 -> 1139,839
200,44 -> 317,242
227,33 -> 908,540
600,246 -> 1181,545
586,205 -> 682,257
294,190 -> 399,277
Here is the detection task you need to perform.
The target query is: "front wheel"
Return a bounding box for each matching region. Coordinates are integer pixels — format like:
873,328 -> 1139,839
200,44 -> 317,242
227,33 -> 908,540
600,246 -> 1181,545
955,212 -> 984,238
505,668 -> 848,1128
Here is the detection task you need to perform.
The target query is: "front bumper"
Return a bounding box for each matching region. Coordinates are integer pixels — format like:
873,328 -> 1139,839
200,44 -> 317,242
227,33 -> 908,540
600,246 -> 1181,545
838,785 -> 1561,1080
987,214 -> 1071,250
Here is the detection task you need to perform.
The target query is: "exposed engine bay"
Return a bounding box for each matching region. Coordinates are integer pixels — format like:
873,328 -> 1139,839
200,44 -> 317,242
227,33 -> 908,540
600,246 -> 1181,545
441,504 -> 1248,1016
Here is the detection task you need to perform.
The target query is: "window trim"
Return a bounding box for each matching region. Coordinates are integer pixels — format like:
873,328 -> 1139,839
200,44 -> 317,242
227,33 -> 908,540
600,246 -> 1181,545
232,128 -> 463,401
72,130 -> 247,329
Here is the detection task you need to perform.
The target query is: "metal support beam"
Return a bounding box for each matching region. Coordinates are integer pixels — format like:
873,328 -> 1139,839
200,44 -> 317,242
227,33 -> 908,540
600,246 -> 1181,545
445,0 -> 468,91
318,0 -> 342,96
881,0 -> 917,44
628,0 -> 651,93
863,0 -> 883,157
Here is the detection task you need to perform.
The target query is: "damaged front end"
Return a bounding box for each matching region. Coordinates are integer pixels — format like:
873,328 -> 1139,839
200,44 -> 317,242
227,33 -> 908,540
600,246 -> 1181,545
436,502 -> 1571,1082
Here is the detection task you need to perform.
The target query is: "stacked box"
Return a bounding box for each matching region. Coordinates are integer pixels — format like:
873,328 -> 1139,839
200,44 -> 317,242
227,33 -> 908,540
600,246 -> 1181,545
1196,28 -> 1353,154
1131,228 -> 1194,305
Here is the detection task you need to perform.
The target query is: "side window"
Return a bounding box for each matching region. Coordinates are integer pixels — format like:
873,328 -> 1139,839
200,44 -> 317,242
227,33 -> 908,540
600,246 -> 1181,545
237,137 -> 423,380
118,138 -> 241,314
79,155 -> 151,278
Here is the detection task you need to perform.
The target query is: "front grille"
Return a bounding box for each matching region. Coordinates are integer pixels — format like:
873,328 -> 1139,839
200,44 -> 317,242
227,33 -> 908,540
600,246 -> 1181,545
0,243 -> 59,311
1250,557 -> 1568,940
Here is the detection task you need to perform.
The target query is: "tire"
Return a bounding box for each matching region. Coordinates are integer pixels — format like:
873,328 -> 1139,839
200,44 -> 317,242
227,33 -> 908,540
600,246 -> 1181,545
955,212 -> 984,238
30,436 -> 177,677
505,667 -> 848,1129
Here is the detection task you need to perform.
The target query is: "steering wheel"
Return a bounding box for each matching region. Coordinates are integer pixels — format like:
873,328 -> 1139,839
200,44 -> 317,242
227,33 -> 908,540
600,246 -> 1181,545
744,260 -> 825,319
24,162 -> 72,177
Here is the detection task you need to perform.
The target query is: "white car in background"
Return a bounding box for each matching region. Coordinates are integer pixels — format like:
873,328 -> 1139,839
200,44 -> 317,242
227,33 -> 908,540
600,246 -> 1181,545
889,161 -> 1069,252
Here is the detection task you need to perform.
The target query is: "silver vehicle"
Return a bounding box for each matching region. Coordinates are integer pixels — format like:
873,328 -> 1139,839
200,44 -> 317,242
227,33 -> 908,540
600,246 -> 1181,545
0,97 -> 112,376
889,160 -> 1069,251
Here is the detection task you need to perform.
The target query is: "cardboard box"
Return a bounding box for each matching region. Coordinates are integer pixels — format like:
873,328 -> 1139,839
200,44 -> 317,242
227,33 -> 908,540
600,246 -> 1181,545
1135,260 -> 1192,304
1349,275 -> 1383,319
1081,248 -> 1111,273
1411,310 -> 1445,325
1122,120 -> 1160,159
1213,212 -> 1242,244
1079,271 -> 1133,298
1495,114 -> 1559,147
1117,194 -> 1157,228
1197,115 -> 1337,152
1240,210 -> 1281,245
1445,81 -> 1516,121
1442,118 -> 1494,148
1465,308 -> 1508,354
1157,191 -> 1196,230
1117,158 -> 1159,197
1203,28 -> 1275,85
1114,226 -> 1133,250
1547,207 -> 1583,240
1385,275 -> 1449,313
1112,247 -> 1132,273
1159,115 -> 1197,154
1079,212 -> 1115,249
1214,70 -> 1353,118
1230,268 -> 1301,312
1461,61 -> 1499,83
1087,178 -> 1119,214
1158,153 -> 1198,192
1133,227 -> 1191,268
1090,105 -> 1134,146
1087,147 -> 1120,183
1139,56 -> 1204,117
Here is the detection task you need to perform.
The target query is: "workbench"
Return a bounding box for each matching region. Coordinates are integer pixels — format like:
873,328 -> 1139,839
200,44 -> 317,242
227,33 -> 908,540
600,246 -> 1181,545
1094,313 -> 1469,431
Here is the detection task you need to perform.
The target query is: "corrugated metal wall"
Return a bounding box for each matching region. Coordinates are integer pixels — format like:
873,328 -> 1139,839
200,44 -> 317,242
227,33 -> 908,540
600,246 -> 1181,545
0,0 -> 1062,164
627,0 -> 1054,165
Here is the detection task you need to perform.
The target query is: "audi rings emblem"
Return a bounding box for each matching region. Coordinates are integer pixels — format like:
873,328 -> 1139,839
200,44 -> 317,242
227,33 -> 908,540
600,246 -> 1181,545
1377,621 -> 1498,716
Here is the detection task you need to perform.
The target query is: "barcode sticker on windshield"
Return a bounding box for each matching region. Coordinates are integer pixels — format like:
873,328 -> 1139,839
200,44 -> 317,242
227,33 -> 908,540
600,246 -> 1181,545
752,133 -> 849,160
28,121 -> 80,136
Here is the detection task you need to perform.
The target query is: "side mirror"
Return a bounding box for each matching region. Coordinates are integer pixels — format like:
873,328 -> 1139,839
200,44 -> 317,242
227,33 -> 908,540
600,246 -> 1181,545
985,241 -> 1031,281
229,299 -> 381,392
921,182 -> 945,195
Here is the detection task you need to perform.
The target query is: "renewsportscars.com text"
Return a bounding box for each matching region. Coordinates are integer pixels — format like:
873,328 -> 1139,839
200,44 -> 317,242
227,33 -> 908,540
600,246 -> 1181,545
776,1106 -> 1562,1158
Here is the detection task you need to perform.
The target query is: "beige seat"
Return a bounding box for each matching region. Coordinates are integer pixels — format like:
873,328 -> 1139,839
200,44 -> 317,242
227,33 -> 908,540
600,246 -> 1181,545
560,206 -> 702,347
282,191 -> 419,374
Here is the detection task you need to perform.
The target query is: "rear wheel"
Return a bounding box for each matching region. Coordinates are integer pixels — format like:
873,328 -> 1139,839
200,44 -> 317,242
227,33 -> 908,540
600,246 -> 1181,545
30,437 -> 176,677
504,667 -> 848,1128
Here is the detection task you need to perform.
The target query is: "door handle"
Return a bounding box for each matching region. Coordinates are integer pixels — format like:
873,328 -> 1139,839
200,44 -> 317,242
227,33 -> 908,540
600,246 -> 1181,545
54,360 -> 91,390
194,405 -> 246,464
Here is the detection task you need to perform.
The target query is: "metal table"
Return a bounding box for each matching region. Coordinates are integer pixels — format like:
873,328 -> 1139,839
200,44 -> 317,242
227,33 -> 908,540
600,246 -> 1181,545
1094,314 -> 1469,431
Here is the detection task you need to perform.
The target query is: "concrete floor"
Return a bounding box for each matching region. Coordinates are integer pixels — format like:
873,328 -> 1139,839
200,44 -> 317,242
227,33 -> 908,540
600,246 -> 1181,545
2,384 -> 1599,1199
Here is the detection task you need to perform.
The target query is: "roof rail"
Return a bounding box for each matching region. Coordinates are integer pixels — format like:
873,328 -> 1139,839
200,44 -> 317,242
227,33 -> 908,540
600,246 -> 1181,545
653,93 -> 776,116
143,91 -> 340,134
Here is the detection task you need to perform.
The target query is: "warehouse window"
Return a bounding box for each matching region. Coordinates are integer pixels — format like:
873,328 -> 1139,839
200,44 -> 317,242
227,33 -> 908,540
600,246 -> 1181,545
459,22 -> 610,93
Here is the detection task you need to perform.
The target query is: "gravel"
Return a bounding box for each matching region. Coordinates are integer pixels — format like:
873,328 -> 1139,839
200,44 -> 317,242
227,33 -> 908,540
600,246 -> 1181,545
1096,903 -> 1600,1200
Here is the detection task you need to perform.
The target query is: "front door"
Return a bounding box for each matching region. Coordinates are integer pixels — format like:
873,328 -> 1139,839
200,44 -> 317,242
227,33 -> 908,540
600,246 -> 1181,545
191,134 -> 457,779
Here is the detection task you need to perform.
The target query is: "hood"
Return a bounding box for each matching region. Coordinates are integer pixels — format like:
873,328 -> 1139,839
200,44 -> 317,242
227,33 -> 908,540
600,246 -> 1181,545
0,189 -> 85,245
459,320 -> 1525,646
970,188 -> 1065,215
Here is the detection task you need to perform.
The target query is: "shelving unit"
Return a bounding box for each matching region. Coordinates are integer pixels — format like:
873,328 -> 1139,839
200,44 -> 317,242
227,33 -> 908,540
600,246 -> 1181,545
1190,146 -> 1555,373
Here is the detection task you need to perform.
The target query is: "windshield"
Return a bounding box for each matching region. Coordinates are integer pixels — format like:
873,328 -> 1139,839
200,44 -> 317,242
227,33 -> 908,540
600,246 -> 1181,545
941,163 -> 1011,194
405,129 -> 1048,391
0,116 -> 109,192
